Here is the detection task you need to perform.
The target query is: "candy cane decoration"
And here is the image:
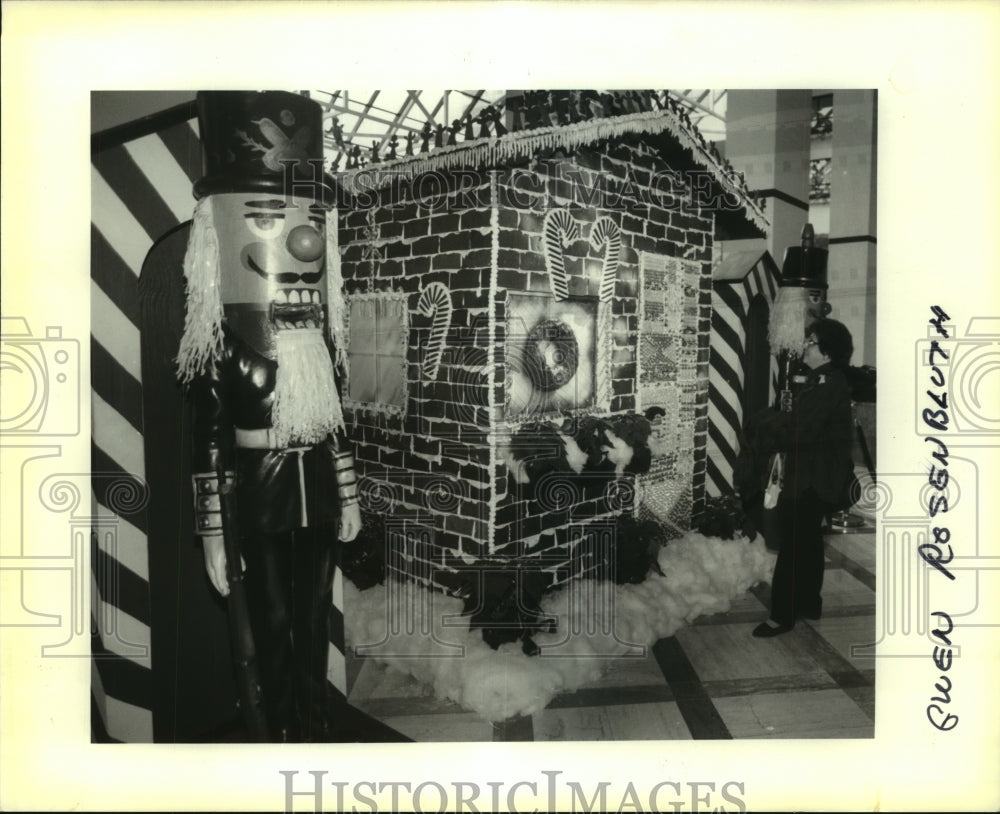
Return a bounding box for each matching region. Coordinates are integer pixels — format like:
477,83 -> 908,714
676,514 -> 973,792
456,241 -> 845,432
417,281 -> 452,379
591,216 -> 622,302
543,208 -> 579,301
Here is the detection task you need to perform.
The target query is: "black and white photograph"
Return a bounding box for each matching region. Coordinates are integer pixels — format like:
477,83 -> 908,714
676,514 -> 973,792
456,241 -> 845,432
87,87 -> 878,747
2,3 -> 998,812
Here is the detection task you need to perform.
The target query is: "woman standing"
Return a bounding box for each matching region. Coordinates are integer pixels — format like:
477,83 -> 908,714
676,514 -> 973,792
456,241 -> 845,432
752,318 -> 856,637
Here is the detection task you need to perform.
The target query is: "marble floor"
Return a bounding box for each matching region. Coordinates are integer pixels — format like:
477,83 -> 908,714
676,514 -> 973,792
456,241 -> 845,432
345,525 -> 876,741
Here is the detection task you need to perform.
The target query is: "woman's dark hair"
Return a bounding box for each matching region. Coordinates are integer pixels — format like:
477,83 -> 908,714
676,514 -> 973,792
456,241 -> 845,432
808,318 -> 854,368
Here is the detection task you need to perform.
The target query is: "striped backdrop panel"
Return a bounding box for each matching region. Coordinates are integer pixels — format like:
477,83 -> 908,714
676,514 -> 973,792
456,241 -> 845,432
91,109 -> 347,741
90,117 -> 204,742
706,258 -> 779,497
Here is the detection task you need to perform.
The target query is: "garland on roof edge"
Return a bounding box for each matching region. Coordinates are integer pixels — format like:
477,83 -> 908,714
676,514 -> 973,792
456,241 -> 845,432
334,108 -> 768,232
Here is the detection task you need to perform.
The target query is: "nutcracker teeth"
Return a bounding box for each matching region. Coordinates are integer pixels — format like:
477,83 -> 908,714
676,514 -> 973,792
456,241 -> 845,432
311,291 -> 320,303
289,290 -> 301,304
275,290 -> 289,304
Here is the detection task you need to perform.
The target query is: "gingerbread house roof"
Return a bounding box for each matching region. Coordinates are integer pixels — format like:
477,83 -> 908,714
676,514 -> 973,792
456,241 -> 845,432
334,91 -> 768,240
712,249 -> 780,283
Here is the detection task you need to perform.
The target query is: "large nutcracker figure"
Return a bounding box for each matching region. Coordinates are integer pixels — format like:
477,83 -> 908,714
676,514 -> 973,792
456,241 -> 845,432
175,91 -> 360,742
768,223 -> 831,404
739,224 -> 832,543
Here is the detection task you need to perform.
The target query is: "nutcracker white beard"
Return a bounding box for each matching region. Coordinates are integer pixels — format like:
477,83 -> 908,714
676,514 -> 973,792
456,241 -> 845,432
271,327 -> 345,447
768,287 -> 811,355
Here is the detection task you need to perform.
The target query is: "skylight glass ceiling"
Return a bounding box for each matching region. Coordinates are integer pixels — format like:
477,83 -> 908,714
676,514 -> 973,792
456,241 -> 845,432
310,90 -> 726,168
311,90 -> 507,168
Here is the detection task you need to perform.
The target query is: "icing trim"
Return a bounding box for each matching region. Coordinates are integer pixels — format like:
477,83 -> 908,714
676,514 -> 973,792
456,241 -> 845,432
488,172 -> 500,554
336,109 -> 768,232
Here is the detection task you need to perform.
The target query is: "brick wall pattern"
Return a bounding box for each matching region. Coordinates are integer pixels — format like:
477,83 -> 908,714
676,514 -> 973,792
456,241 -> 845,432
338,135 -> 714,593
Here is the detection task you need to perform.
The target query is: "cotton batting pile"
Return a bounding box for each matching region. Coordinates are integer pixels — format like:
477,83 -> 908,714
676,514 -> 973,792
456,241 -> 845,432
344,532 -> 776,723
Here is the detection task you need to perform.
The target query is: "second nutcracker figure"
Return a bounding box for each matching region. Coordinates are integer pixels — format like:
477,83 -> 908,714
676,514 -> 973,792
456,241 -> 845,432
176,90 -> 360,742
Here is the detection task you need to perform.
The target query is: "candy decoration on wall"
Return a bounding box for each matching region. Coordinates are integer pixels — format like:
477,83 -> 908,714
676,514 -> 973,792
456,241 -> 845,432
591,216 -> 622,302
416,281 -> 452,379
543,208 -> 580,301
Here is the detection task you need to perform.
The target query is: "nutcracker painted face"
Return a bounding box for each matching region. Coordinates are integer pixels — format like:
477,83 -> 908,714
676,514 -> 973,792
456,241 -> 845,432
211,193 -> 329,329
176,90 -> 346,378
769,223 -> 833,357
805,287 -> 831,321
176,91 -> 349,446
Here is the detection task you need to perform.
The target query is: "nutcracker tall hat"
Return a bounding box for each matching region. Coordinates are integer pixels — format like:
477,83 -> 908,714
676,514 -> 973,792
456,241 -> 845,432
768,223 -> 832,355
176,91 -> 347,444
192,90 -> 337,202
778,222 -> 828,290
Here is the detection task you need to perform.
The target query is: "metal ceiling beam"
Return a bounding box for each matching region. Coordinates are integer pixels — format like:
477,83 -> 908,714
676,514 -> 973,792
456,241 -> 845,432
376,92 -> 422,154
324,101 -> 424,133
457,90 -> 486,126
409,90 -> 437,123
427,95 -> 445,123
345,91 -> 380,142
312,90 -> 342,112
335,93 -> 415,120
670,90 -> 725,122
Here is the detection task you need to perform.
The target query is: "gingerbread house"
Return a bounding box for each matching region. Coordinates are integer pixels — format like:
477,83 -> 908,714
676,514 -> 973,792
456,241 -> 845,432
334,91 -> 767,595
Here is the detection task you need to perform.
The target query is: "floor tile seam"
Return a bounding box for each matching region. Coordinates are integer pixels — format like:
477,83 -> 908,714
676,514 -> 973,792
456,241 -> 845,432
691,610 -> 772,625
354,699 -> 478,718
673,698 -> 734,740
792,621 -> 878,705
823,544 -> 877,591
545,685 -> 677,709
836,684 -> 876,724
828,667 -> 876,688
690,604 -> 875,628
698,672 -> 840,698
652,638 -> 731,740
668,605 -> 876,733
493,716 -> 535,742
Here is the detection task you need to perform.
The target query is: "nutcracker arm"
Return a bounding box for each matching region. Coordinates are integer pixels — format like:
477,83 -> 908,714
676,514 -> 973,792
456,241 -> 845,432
200,532 -> 232,597
327,431 -> 361,541
327,431 -> 359,508
188,358 -> 239,591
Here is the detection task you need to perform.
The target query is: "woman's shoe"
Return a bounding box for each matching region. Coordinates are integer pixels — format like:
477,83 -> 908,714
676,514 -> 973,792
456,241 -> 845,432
752,620 -> 794,638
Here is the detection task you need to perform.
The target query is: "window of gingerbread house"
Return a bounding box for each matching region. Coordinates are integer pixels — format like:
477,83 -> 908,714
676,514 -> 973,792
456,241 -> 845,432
345,292 -> 409,414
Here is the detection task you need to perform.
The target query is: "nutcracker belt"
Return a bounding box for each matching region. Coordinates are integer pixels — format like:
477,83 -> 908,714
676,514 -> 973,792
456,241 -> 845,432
236,428 -> 317,451
234,428 -> 312,527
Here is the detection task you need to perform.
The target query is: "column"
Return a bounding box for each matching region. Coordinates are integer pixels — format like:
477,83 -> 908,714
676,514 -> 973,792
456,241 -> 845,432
827,90 -> 877,366
721,90 -> 813,264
